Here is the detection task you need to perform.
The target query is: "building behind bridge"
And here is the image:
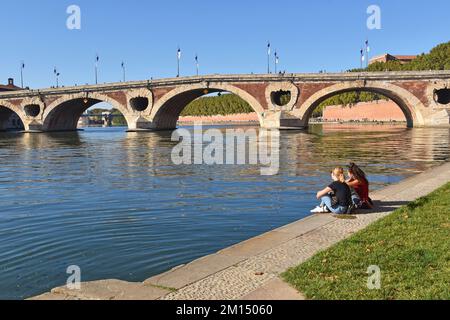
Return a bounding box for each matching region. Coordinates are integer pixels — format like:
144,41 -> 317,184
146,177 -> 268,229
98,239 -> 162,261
0,78 -> 21,92
0,78 -> 24,130
369,54 -> 417,65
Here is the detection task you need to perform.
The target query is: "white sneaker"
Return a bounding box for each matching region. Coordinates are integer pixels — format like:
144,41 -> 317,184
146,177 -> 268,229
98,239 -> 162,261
310,206 -> 328,213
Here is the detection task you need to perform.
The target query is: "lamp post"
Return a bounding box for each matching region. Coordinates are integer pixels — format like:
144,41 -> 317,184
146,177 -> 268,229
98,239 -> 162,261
267,41 -> 271,74
274,51 -> 279,74
54,67 -> 60,88
20,61 -> 25,88
365,40 -> 370,68
195,54 -> 199,76
95,54 -> 99,84
177,47 -> 181,77
360,49 -> 364,69
121,61 -> 126,82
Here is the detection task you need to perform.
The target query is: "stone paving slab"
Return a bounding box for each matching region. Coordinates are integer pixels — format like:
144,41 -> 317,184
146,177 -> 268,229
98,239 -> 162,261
31,279 -> 170,300
241,278 -> 305,300
144,253 -> 246,290
275,214 -> 336,235
30,292 -> 77,300
161,266 -> 277,300
217,230 -> 302,258
30,162 -> 450,300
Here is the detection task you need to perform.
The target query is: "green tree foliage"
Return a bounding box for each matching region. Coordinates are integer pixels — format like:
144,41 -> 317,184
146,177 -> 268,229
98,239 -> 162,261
279,92 -> 291,106
181,93 -> 254,116
313,41 -> 450,117
86,108 -> 127,126
111,108 -> 127,126
88,108 -> 106,115
349,41 -> 450,72
395,41 -> 450,71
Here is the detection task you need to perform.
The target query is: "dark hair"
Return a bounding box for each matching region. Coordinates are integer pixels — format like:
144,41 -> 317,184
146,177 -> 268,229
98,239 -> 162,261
348,162 -> 368,183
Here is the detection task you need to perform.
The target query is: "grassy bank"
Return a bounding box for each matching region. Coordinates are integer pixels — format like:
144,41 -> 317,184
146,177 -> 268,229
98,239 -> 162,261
282,182 -> 450,300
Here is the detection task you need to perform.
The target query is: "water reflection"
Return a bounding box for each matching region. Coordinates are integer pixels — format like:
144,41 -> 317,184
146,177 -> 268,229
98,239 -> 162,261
0,124 -> 448,299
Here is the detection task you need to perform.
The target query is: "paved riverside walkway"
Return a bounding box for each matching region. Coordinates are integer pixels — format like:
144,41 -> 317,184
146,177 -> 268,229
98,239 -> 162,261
31,162 -> 450,300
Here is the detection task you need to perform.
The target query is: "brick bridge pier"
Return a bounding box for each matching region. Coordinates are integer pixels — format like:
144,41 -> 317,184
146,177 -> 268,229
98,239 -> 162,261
0,71 -> 449,132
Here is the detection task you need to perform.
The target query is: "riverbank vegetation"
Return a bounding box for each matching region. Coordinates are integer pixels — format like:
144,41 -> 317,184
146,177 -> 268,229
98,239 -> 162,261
352,41 -> 450,72
86,108 -> 127,126
282,182 -> 450,300
181,93 -> 254,116
311,41 -> 450,116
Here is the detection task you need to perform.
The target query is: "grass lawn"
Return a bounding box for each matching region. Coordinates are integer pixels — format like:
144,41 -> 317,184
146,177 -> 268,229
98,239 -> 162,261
282,182 -> 450,300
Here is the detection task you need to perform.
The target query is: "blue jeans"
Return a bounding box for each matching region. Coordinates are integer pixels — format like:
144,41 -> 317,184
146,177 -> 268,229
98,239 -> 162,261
320,195 -> 348,214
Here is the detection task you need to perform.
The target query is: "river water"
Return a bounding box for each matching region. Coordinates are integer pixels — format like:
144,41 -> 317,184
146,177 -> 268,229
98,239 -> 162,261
0,124 -> 449,299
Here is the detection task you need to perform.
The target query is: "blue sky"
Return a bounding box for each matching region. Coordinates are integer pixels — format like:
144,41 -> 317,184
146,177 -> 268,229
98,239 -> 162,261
1,0 -> 449,89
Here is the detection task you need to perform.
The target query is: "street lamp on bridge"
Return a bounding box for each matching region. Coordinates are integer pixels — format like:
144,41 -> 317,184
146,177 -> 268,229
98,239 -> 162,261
54,67 -> 60,88
360,49 -> 364,69
274,51 -> 279,74
95,54 -> 99,84
121,61 -> 126,82
365,39 -> 370,68
195,54 -> 199,76
20,61 -> 25,88
267,41 -> 271,74
177,47 -> 181,77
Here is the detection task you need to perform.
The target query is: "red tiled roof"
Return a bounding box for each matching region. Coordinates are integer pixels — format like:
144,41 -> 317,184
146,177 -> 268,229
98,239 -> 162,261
0,84 -> 21,91
392,55 -> 417,60
369,53 -> 417,64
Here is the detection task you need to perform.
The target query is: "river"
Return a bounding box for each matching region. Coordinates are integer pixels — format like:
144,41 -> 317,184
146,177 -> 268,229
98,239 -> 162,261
0,124 -> 449,299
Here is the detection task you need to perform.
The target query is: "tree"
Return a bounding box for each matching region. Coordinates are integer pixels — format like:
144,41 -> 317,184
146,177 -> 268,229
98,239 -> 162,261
312,41 -> 450,117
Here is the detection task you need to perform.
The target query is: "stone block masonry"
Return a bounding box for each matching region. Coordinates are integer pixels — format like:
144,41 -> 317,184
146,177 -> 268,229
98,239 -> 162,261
323,101 -> 406,122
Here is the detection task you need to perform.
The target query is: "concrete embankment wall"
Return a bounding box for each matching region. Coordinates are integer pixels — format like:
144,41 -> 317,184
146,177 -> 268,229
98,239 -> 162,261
323,101 -> 406,122
177,101 -> 406,124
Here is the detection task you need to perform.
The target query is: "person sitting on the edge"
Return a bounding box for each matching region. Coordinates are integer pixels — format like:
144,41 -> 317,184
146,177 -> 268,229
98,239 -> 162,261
310,167 -> 352,214
346,162 -> 373,209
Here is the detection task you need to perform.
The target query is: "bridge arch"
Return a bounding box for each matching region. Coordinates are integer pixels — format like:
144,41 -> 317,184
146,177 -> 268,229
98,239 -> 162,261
43,92 -> 131,131
149,83 -> 265,130
0,101 -> 27,131
295,81 -> 426,127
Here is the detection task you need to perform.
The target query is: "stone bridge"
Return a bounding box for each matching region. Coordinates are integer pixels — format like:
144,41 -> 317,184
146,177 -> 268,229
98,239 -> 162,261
0,71 -> 449,132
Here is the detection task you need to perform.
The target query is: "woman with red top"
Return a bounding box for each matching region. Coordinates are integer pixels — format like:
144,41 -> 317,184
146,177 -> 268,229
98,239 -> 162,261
346,162 -> 373,209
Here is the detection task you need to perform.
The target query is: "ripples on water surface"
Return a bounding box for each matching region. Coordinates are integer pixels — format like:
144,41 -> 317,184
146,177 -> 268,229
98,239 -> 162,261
0,124 -> 449,299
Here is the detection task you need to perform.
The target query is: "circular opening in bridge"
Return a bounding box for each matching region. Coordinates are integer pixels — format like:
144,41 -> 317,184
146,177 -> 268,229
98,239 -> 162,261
271,90 -> 291,106
433,89 -> 450,105
130,97 -> 149,112
24,104 -> 41,117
